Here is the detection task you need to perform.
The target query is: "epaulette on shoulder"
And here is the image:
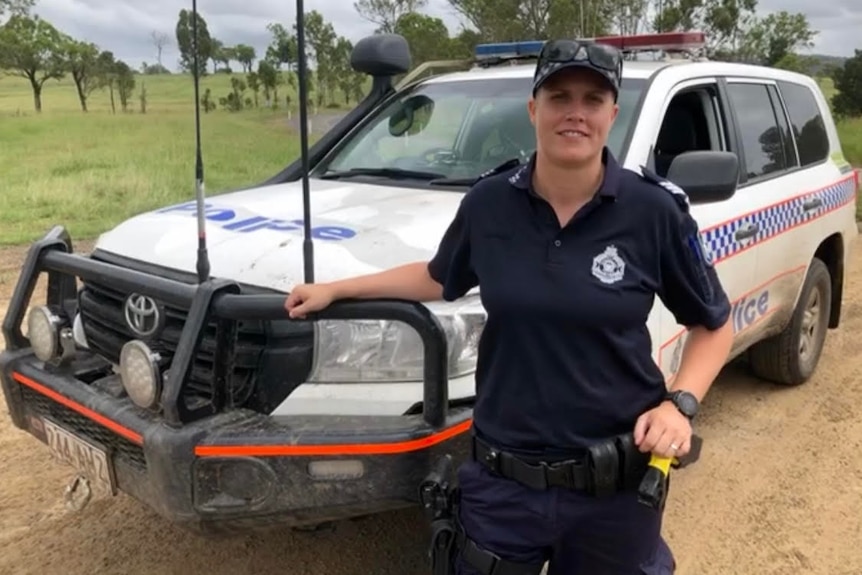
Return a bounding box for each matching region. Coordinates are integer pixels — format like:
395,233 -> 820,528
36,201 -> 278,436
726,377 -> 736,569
638,165 -> 690,212
474,157 -> 522,184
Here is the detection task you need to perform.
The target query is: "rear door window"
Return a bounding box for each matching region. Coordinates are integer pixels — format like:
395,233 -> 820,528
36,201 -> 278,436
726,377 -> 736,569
725,82 -> 792,181
776,80 -> 830,168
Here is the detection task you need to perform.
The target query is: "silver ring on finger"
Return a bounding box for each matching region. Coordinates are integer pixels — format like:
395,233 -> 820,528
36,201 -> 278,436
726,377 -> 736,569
670,443 -> 679,451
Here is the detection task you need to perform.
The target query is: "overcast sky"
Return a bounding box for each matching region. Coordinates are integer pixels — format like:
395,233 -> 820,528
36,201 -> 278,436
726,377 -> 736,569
26,0 -> 861,70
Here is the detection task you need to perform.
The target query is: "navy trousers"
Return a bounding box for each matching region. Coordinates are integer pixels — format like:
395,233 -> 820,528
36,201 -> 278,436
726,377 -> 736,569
454,459 -> 676,575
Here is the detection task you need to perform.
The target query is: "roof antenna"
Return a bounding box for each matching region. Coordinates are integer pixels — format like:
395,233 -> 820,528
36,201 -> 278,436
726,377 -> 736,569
295,0 -> 314,283
191,0 -> 210,284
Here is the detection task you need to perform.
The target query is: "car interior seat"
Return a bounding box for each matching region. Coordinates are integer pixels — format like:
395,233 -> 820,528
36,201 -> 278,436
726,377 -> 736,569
653,92 -> 712,178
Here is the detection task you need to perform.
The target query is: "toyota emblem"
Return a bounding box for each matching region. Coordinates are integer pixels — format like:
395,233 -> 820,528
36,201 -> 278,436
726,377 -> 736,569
124,294 -> 162,337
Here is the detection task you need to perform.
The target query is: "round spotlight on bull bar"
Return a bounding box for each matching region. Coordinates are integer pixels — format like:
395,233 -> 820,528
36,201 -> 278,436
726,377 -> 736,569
119,340 -> 162,409
27,305 -> 67,362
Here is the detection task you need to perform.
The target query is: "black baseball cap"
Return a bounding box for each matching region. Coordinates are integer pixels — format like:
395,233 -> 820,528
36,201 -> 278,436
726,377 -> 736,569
531,40 -> 623,99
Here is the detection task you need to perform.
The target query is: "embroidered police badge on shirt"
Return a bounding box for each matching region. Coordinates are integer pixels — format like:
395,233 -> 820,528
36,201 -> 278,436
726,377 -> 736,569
592,245 -> 626,284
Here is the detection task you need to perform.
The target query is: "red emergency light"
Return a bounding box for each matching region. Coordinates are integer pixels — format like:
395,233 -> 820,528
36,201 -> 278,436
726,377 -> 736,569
591,31 -> 707,52
474,31 -> 707,62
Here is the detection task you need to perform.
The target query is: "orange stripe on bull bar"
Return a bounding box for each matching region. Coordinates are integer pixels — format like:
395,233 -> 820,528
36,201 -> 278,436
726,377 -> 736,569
12,371 -> 144,445
10,371 -> 473,456
194,419 -> 474,458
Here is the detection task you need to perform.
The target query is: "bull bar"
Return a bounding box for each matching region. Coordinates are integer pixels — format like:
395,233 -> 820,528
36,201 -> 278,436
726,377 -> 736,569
0,226 -> 473,534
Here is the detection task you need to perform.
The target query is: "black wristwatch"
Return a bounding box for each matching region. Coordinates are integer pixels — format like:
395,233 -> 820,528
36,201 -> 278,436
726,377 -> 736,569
665,390 -> 699,421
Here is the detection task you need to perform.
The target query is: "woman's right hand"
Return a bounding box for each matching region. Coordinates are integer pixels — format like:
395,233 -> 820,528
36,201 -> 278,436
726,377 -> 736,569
284,283 -> 337,319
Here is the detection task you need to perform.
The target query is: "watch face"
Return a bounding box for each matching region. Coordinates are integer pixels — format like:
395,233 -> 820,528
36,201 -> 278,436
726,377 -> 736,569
677,392 -> 698,417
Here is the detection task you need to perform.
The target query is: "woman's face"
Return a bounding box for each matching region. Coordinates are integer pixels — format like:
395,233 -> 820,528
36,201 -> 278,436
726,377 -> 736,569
528,67 -> 619,168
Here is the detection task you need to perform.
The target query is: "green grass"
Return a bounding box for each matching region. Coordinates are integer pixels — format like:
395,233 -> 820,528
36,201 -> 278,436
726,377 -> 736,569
0,72 -> 344,246
817,77 -> 862,167
818,77 -> 862,219
0,71 -> 861,247
837,119 -> 862,168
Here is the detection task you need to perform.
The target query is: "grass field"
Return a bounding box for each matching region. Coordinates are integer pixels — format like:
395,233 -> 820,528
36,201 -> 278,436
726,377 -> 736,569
0,73 -> 330,245
1,71 -> 860,246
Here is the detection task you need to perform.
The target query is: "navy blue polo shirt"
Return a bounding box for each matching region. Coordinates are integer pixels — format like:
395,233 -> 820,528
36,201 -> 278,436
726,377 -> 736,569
427,148 -> 731,457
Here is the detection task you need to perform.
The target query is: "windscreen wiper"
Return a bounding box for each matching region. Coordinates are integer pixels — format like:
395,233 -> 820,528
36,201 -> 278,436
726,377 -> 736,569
429,158 -> 522,186
319,167 -> 447,180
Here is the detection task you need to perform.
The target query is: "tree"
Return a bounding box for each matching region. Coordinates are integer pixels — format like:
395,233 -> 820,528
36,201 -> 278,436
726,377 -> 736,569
291,11 -> 338,106
651,0 -> 759,55
149,30 -> 169,67
831,50 -> 862,119
0,15 -> 66,112
246,71 -> 261,107
612,0 -> 650,36
393,12 -> 453,66
210,37 -> 230,73
446,0 -> 605,42
353,0 -> 428,33
330,37 -> 365,105
737,10 -> 816,67
175,8 -> 212,75
257,59 -> 279,105
65,39 -> 101,112
114,60 -> 135,112
96,50 -> 118,113
233,43 -> 256,73
216,44 -> 235,72
449,28 -> 481,58
0,0 -> 34,19
265,23 -> 296,71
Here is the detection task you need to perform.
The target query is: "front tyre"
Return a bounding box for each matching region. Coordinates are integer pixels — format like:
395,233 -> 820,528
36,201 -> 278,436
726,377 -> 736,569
748,257 -> 832,386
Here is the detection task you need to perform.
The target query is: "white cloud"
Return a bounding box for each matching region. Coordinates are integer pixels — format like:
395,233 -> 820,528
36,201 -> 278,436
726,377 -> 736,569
27,0 -> 861,71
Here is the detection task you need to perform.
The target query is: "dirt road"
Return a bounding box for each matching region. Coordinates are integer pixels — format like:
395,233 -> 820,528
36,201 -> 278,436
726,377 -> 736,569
2,241 -> 862,575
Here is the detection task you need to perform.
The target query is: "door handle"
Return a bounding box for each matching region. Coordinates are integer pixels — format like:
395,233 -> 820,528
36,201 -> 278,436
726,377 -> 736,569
803,198 -> 823,211
734,224 -> 759,241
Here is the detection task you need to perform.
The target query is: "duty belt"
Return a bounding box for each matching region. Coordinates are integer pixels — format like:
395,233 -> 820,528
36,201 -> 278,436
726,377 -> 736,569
472,436 -> 590,492
472,434 -> 650,497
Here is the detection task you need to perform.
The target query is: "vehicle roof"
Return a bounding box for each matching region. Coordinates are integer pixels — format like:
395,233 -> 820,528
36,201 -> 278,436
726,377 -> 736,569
421,60 -> 670,84
422,58 -> 820,87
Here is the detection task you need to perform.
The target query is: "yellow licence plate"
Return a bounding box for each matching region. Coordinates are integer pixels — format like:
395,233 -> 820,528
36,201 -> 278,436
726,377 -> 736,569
43,418 -> 117,496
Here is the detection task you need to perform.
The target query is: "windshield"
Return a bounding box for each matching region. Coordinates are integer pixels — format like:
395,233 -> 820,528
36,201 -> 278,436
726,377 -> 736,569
315,75 -> 646,184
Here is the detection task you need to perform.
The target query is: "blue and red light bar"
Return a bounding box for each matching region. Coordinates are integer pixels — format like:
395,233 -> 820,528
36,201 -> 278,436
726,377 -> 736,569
474,31 -> 707,61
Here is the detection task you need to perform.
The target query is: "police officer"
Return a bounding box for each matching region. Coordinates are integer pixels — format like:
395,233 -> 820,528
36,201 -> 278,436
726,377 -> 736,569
285,39 -> 734,575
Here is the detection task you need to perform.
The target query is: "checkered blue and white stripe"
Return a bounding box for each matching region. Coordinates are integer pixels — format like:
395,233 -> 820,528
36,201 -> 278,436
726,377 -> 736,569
699,177 -> 856,264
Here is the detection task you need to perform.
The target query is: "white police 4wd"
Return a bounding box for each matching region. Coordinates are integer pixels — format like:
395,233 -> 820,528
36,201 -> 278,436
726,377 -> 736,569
1,31 -> 857,534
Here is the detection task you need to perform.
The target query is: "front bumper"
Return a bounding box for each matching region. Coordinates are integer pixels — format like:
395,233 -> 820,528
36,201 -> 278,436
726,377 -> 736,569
0,227 -> 473,535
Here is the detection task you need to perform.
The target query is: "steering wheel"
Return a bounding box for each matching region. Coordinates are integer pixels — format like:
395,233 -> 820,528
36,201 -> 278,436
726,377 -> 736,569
389,147 -> 459,170
420,147 -> 460,166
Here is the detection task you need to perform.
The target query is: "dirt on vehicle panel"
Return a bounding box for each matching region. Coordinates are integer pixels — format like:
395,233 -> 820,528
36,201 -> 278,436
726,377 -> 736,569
1,242 -> 862,575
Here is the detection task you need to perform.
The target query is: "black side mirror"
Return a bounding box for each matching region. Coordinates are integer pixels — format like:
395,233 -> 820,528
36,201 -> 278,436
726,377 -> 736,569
351,33 -> 412,77
666,151 -> 739,203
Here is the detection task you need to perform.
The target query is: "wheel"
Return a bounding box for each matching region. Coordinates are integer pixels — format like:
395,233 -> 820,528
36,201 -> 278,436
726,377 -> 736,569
748,257 -> 832,386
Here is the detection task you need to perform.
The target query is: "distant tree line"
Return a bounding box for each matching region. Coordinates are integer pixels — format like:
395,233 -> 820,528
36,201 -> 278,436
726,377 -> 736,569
0,11 -> 137,113
1,0 -> 861,119
172,9 -> 373,113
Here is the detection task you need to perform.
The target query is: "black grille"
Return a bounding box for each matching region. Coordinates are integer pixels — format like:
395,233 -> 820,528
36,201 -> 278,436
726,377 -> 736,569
21,386 -> 147,471
77,279 -> 267,411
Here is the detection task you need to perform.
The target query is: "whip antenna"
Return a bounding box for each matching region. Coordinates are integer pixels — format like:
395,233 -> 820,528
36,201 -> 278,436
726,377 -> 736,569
191,0 -> 210,283
295,0 -> 314,283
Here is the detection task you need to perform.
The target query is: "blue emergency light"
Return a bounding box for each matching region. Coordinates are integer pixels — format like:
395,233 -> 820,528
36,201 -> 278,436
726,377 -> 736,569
473,32 -> 708,62
474,41 -> 546,60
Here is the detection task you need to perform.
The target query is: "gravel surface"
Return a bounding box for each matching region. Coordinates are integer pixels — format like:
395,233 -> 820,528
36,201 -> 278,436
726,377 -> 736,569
2,240 -> 862,574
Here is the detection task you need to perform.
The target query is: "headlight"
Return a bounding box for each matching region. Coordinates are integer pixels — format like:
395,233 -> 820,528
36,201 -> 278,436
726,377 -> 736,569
27,305 -> 69,362
308,296 -> 486,383
119,340 -> 163,409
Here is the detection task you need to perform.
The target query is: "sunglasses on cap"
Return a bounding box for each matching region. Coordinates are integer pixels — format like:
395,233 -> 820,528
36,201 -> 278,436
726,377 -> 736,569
538,39 -> 623,77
